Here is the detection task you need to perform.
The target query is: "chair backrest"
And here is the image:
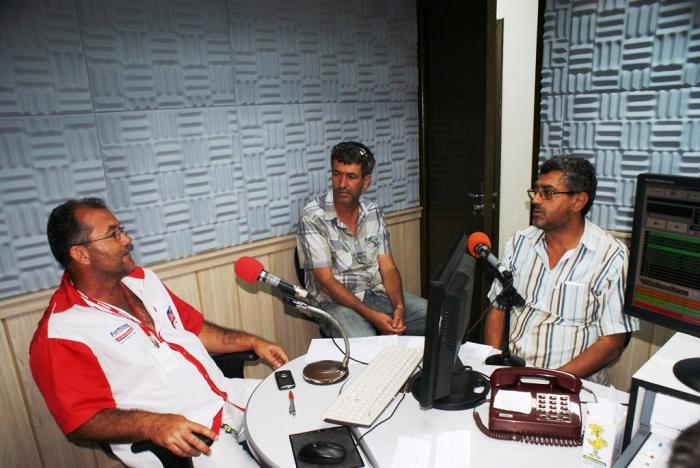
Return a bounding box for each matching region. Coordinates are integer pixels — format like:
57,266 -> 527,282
293,246 -> 331,337
131,441 -> 193,468
294,247 -> 306,288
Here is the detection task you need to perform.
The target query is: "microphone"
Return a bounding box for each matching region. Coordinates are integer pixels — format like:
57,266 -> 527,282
467,231 -> 526,368
234,256 -> 309,299
467,232 -> 509,279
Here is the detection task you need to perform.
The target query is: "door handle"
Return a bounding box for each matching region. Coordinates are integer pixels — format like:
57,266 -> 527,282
468,192 -> 485,217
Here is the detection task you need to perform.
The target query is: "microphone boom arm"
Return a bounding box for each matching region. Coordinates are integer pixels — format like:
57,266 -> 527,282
282,296 -> 350,384
282,296 -> 350,369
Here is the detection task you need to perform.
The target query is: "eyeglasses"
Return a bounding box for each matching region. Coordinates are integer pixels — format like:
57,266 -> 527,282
73,225 -> 128,246
527,188 -> 578,201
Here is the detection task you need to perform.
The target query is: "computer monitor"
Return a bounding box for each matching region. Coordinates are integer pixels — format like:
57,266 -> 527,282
624,173 -> 700,391
411,234 -> 490,410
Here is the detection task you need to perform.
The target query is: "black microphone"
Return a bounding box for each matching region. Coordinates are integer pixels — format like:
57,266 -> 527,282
468,231 -> 526,368
234,256 -> 309,299
467,232 -> 525,308
467,232 -> 509,279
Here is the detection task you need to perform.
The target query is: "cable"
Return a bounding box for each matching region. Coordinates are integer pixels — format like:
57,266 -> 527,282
308,294 -> 368,365
351,367 -> 421,447
353,389 -> 408,447
465,298 -> 498,336
340,367 -> 421,450
581,386 -> 598,403
329,335 -> 368,365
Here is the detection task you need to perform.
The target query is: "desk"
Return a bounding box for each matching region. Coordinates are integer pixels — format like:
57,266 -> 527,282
616,333 -> 700,467
244,340 -> 620,468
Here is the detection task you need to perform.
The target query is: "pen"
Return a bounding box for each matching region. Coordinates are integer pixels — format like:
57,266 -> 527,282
288,390 -> 296,416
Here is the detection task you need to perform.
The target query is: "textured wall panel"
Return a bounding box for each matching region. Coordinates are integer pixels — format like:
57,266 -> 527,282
0,0 -> 418,298
79,0 -> 235,111
539,0 -> 700,231
0,114 -> 106,295
0,0 -> 92,116
0,0 -> 419,299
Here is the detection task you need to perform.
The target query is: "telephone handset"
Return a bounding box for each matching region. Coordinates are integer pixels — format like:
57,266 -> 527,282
474,367 -> 583,446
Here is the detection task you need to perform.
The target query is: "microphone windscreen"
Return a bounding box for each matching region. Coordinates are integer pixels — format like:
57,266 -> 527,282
234,256 -> 265,284
467,232 -> 491,258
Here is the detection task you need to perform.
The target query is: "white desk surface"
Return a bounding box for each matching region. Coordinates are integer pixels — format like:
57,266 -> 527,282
244,339 -> 622,468
631,332 -> 700,397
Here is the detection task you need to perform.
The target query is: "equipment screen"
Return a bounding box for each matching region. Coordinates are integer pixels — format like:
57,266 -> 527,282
625,174 -> 700,337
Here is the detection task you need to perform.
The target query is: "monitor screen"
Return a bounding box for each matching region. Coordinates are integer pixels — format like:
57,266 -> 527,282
625,173 -> 700,338
411,234 -> 490,410
625,173 -> 700,392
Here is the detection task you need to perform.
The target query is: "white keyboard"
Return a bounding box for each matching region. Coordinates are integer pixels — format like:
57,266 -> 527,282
323,345 -> 423,426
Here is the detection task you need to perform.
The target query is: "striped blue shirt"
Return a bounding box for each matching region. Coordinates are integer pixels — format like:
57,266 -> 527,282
488,220 -> 639,385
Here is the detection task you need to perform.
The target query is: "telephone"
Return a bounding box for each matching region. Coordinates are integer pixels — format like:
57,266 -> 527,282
473,367 -> 583,446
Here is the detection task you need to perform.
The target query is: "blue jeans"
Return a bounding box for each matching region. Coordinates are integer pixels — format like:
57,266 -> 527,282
320,289 -> 427,338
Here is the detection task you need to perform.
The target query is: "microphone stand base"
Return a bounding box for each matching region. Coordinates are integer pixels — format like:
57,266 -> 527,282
303,360 -> 349,385
485,353 -> 526,367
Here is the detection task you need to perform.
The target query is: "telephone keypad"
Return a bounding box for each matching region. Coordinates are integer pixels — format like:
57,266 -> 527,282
535,393 -> 571,422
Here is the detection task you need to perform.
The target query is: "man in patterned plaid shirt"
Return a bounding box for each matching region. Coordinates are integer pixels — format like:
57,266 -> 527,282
297,142 -> 427,337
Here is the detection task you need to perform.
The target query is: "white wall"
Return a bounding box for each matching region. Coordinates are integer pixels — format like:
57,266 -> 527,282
496,0 -> 540,252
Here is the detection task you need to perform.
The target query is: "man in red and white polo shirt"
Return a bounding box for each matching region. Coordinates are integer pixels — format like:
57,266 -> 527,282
30,198 -> 288,467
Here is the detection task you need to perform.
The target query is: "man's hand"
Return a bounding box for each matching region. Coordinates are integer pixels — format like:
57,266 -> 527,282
68,409 -> 218,459
390,306 -> 405,331
146,413 -> 218,458
148,414 -> 217,458
370,310 -> 406,335
251,337 -> 289,369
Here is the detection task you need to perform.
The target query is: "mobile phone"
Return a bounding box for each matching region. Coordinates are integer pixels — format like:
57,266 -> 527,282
274,370 -> 296,390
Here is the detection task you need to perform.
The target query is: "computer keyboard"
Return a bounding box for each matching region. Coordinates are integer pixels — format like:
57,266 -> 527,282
323,345 -> 423,426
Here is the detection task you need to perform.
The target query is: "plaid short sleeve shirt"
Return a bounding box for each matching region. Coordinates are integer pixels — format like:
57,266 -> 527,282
488,220 -> 639,385
297,191 -> 391,303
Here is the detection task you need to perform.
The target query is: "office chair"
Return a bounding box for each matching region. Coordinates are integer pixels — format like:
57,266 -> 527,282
100,350 -> 258,468
293,247 -> 306,288
294,247 -> 332,338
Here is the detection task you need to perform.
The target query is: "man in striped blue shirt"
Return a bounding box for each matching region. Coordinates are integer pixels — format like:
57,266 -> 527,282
484,156 -> 639,385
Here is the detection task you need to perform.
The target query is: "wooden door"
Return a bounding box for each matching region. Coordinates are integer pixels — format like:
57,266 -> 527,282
418,0 -> 501,342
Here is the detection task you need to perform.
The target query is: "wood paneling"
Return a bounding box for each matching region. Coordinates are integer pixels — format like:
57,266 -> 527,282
0,319 -> 43,468
162,273 -> 201,311
197,264 -> 242,330
6,312 -> 100,468
0,208 -> 421,467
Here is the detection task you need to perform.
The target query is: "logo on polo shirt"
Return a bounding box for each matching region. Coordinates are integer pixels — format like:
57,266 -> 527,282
110,323 -> 135,343
166,306 -> 178,328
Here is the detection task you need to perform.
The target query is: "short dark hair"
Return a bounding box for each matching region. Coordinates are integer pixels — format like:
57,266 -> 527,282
669,420 -> 700,468
47,197 -> 108,269
539,155 -> 597,216
330,141 -> 375,177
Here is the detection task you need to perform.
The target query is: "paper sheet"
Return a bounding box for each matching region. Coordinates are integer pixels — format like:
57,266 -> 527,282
493,389 -> 534,414
389,434 -> 432,468
305,335 -> 492,366
434,431 -> 471,468
458,341 -> 495,366
389,431 -> 471,468
305,335 -> 424,364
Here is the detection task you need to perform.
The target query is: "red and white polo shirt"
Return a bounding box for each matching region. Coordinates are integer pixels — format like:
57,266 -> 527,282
30,268 -> 248,455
